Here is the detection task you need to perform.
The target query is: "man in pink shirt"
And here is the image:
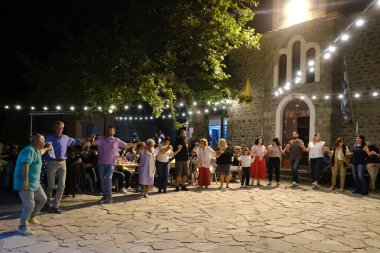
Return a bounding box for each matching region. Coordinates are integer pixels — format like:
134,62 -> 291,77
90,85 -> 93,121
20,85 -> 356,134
94,126 -> 134,203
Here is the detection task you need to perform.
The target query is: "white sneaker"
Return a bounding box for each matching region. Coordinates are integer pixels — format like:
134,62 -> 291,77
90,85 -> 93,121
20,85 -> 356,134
28,218 -> 40,225
292,181 -> 299,187
312,182 -> 320,188
120,188 -> 128,194
18,228 -> 34,235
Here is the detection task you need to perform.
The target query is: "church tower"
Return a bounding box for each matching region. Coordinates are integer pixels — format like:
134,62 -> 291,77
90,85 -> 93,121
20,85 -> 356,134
272,0 -> 329,30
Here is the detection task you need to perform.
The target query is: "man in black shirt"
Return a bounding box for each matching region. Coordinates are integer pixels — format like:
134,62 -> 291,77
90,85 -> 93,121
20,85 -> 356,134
174,130 -> 189,191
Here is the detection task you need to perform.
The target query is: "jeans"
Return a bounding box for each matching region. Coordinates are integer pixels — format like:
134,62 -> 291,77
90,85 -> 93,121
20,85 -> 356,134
18,186 -> 47,229
310,157 -> 323,182
156,161 -> 169,191
98,164 -> 114,198
291,158 -> 302,183
241,167 -> 250,186
45,161 -> 66,208
352,163 -> 368,193
268,157 -> 280,182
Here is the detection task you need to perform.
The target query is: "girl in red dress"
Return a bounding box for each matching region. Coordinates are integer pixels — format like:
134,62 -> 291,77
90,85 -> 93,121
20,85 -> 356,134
250,136 -> 267,186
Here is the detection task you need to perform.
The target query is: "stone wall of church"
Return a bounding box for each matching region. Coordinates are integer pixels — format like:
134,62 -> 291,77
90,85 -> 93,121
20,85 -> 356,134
335,9 -> 380,146
227,9 -> 380,148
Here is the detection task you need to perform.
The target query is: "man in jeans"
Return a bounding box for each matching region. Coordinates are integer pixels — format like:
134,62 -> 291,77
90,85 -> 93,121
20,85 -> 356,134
95,125 -> 134,203
286,131 -> 306,187
13,134 -> 52,235
44,121 -> 93,214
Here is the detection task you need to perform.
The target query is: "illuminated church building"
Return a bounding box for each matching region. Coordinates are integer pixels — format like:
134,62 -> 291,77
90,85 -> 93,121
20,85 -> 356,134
227,0 -> 380,170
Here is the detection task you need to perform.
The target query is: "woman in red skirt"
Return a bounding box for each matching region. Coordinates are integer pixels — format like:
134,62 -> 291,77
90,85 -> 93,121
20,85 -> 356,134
250,136 -> 267,186
194,138 -> 214,189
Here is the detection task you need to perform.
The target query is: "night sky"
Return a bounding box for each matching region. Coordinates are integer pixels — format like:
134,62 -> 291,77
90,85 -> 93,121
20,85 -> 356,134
0,0 -> 371,105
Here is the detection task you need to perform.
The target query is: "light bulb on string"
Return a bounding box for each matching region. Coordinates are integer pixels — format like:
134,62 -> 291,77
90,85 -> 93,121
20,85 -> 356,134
130,117 -> 133,120
338,94 -> 343,99
197,110 -> 201,114
4,105 -> 9,109
137,104 -> 143,109
207,101 -> 211,105
168,115 -> 172,118
328,46 -> 336,53
324,95 -> 330,100
213,107 -> 217,111
354,93 -> 360,98
43,106 -> 48,111
188,111 -> 193,115
70,106 -> 75,111
97,106 -> 102,111
204,109 -> 209,114
309,67 -> 315,73
181,113 -> 186,117
162,115 -> 166,119
300,96 -> 305,100
355,18 -> 364,27
341,33 -> 350,41
295,77 -> 301,84
145,117 -> 148,120
179,102 -> 184,107
15,105 -> 21,110
222,106 -> 226,109
110,105 -> 116,110
275,91 -> 279,96
308,60 -> 315,67
124,105 -> 129,110
108,109 -> 113,113
139,117 -> 143,120
193,102 -> 197,106
372,92 -> 378,97
323,52 -> 331,60
150,116 -> 153,120
296,71 -> 302,77
30,106 -> 35,110
124,117 -> 128,120
56,105 -> 61,110
312,95 -> 317,100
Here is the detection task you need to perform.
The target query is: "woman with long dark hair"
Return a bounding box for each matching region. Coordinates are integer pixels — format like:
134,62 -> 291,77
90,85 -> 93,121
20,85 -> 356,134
267,137 -> 285,187
350,135 -> 376,195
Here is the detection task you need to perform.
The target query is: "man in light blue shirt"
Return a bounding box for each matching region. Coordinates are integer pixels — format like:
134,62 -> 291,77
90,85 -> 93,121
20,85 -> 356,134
44,121 -> 93,213
14,134 -> 51,235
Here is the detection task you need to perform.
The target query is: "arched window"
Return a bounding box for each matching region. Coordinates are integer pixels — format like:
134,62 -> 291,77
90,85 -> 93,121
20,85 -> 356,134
306,48 -> 316,83
292,41 -> 301,79
278,54 -> 287,86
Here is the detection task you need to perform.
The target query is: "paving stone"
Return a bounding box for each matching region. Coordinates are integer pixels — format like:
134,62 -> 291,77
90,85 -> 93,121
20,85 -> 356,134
2,236 -> 37,249
152,240 -> 180,250
17,241 -> 58,253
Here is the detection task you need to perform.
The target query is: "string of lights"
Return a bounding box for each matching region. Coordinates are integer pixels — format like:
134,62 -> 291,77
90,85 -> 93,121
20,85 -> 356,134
273,0 -> 380,98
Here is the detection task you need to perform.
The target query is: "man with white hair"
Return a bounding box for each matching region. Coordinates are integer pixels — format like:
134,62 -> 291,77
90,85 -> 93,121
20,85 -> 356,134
14,134 -> 52,235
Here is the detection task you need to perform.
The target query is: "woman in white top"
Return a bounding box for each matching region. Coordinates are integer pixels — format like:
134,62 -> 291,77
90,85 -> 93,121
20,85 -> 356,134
155,137 -> 182,193
194,138 -> 215,189
303,133 -> 327,188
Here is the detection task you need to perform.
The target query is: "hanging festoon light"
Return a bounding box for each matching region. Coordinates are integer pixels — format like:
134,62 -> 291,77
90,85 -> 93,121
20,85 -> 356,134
43,106 -> 48,111
70,106 -> 75,111
354,93 -> 360,98
97,106 -> 102,111
30,106 -> 35,110
312,95 -> 317,100
124,105 -> 129,110
372,92 -> 379,97
188,111 -> 193,115
324,95 -> 330,100
56,105 -> 61,110
340,33 -> 350,41
137,104 -> 143,110
15,105 -> 22,110
338,94 -> 343,99
179,102 -> 184,107
355,18 -> 365,27
204,109 -> 209,114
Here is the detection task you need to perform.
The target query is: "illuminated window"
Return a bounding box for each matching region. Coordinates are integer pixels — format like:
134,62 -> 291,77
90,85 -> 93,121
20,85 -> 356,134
278,54 -> 287,86
306,48 -> 316,83
292,41 -> 301,79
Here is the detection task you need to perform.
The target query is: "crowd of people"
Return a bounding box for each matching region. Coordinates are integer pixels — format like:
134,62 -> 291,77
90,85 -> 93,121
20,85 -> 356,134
2,120 -> 380,235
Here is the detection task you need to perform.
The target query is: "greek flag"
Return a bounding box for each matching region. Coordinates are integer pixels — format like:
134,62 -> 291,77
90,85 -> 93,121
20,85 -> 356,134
341,63 -> 349,120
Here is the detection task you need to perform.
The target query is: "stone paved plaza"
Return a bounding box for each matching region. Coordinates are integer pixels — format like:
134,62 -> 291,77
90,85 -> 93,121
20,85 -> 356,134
1,182 -> 380,253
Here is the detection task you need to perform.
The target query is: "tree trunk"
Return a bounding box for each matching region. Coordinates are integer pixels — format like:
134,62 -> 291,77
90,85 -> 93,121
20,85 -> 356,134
189,113 -> 209,142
